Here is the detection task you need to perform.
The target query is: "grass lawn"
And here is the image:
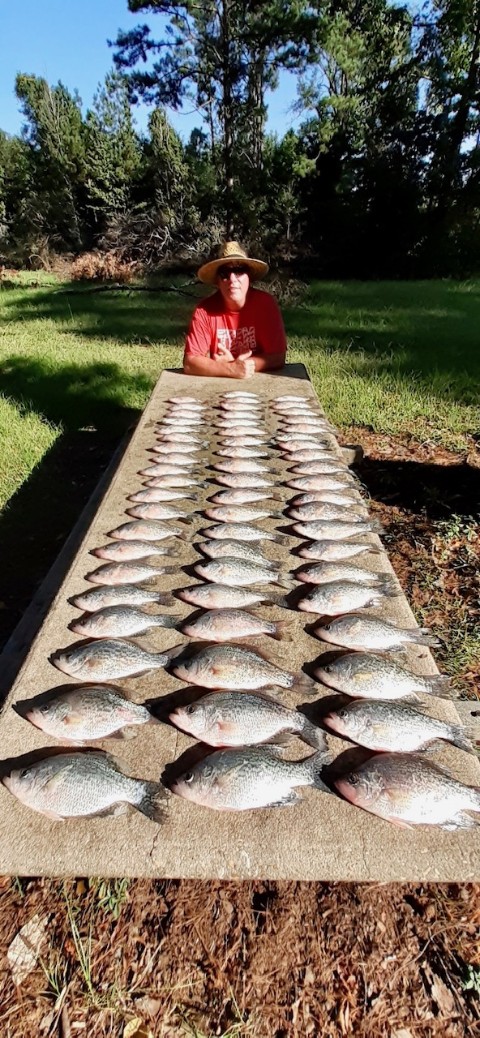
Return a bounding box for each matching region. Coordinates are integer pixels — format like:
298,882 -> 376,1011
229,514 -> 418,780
0,275 -> 478,510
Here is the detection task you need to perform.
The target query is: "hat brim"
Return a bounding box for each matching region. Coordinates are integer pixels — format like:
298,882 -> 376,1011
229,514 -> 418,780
197,256 -> 269,285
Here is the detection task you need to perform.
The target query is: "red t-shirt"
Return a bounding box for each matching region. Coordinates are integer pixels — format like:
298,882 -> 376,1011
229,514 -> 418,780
183,288 -> 287,361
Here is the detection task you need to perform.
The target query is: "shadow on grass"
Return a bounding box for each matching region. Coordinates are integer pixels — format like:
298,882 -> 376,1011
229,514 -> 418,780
357,456 -> 480,519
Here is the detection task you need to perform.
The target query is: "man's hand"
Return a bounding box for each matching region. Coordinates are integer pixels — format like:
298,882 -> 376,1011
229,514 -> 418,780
229,350 -> 255,379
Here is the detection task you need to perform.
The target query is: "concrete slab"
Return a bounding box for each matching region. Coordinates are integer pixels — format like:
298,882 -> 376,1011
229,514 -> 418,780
0,363 -> 479,880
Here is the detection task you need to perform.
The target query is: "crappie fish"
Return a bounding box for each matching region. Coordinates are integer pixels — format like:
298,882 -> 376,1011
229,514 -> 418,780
286,449 -> 339,463
148,449 -> 199,465
209,489 -> 282,505
170,690 -> 325,749
315,652 -> 451,700
296,561 -> 385,586
177,584 -> 286,610
198,539 -> 280,569
216,446 -> 271,459
297,578 -> 400,615
315,614 -> 441,651
25,685 -> 156,742
170,644 -> 316,693
202,523 -> 288,544
213,459 -> 274,474
288,461 -> 350,476
167,395 -> 205,405
52,639 -> 172,680
3,750 -> 166,822
86,561 -> 175,586
128,488 -> 196,504
292,519 -> 383,541
222,390 -> 259,399
194,557 -> 292,589
153,441 -> 206,455
109,519 -> 189,541
142,475 -> 205,488
160,416 -> 203,427
220,436 -> 271,447
214,473 -> 278,489
155,432 -> 206,444
287,476 -> 356,493
289,502 -> 367,522
204,505 -> 282,524
139,463 -> 201,478
298,540 -> 381,562
323,699 -> 474,754
91,540 -> 178,562
70,585 -> 175,612
292,491 -> 364,507
126,503 -> 194,522
335,753 -> 480,829
181,609 -> 293,642
70,605 -> 179,639
171,746 -> 330,810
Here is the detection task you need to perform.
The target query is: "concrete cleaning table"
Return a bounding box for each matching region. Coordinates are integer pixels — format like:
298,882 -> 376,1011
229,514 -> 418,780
0,364 -> 478,880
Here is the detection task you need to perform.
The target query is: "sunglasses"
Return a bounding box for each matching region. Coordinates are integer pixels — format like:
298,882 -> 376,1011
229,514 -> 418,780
217,265 -> 249,280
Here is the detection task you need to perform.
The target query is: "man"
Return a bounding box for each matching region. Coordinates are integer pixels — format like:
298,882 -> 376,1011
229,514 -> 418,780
183,241 -> 287,378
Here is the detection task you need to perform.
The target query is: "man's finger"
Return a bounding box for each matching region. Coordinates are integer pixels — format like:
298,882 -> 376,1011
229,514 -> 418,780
236,351 -> 252,360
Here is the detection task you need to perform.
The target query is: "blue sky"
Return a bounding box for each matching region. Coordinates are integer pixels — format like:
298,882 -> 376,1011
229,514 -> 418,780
0,0 -> 301,140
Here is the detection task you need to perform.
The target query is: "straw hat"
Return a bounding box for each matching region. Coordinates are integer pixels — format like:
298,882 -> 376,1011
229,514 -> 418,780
197,240 -> 269,284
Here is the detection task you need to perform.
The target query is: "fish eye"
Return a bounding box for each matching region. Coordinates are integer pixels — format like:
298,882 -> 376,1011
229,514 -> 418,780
19,768 -> 30,780
186,705 -> 196,715
339,709 -> 348,719
348,772 -> 360,787
183,772 -> 194,783
323,664 -> 332,672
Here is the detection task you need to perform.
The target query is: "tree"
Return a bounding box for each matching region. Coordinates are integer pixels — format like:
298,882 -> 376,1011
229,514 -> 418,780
84,72 -> 142,229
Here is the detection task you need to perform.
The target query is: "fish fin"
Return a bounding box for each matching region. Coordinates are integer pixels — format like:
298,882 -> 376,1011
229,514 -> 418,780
159,564 -> 179,575
154,614 -> 181,629
137,781 -> 169,823
268,791 -> 301,807
423,675 -> 452,698
270,620 -> 295,641
272,492 -> 283,501
308,750 -> 334,793
415,629 -> 441,647
299,718 -> 328,751
273,535 -> 291,546
449,725 -> 476,754
291,673 -> 318,696
108,728 -> 139,742
442,812 -> 480,830
266,593 -> 290,609
276,577 -> 297,590
154,593 -> 176,606
178,516 -> 195,525
266,733 -> 294,746
162,547 -> 182,557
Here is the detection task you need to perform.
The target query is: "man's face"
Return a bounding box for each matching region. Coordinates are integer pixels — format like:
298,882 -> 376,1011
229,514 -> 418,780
216,265 -> 250,310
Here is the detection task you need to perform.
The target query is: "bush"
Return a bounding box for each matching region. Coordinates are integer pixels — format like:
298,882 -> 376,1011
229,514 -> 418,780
70,251 -> 137,283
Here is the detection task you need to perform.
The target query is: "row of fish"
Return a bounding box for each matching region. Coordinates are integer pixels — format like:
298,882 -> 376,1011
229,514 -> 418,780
3,389 -> 479,831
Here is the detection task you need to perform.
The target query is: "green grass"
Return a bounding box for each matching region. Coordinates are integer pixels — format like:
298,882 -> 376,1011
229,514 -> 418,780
0,275 -> 479,510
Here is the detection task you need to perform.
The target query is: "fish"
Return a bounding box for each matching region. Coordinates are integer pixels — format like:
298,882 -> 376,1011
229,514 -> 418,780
314,614 -> 441,651
280,419 -> 333,431
148,450 -> 200,466
287,476 -> 356,492
296,561 -> 386,586
288,503 -> 368,522
91,541 -> 178,562
215,422 -> 260,434
142,475 -> 205,488
193,557 -> 293,589
126,503 -> 194,523
25,685 -> 157,742
180,609 -> 293,642
139,463 -> 201,478
171,746 -> 331,810
288,461 -> 350,476
170,644 -> 316,693
285,449 -> 339,463
213,459 -> 274,474
274,395 -> 316,403
70,605 -> 179,639
315,652 -> 452,700
220,436 -> 271,447
323,700 -> 474,754
170,690 -> 326,749
176,584 -> 287,610
291,519 -> 383,541
155,433 -> 207,445
167,396 -> 205,405
298,540 -> 381,562
292,491 -> 364,507
70,585 -> 176,611
214,473 -> 278,489
297,578 -> 400,615
160,416 -> 204,427
208,489 -> 282,505
202,523 -> 288,544
109,519 -> 189,541
334,753 -> 480,829
216,447 -> 271,459
204,505 -> 283,524
2,750 -> 167,822
128,488 -> 196,504
51,639 -> 172,680
198,539 -> 280,569
152,442 -> 206,455
222,391 -> 260,399
85,561 -> 175,586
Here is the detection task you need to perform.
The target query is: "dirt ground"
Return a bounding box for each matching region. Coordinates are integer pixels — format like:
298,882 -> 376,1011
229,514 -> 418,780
0,429 -> 479,1037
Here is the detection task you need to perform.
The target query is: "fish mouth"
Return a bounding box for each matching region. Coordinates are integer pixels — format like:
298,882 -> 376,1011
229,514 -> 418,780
2,774 -> 13,792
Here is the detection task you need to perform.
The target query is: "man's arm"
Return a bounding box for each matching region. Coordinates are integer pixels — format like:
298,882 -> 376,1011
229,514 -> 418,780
253,350 -> 286,373
183,351 -> 256,379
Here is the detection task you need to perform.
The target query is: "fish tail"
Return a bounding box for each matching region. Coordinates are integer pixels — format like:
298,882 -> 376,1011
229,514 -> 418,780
267,593 -> 290,608
449,725 -> 476,755
272,492 -> 283,501
300,717 -> 328,751
414,629 -> 442,647
369,519 -> 384,534
292,672 -> 318,696
422,674 -> 452,698
306,749 -> 333,793
178,516 -> 195,525
271,619 -> 295,641
154,614 -> 181,629
137,781 -> 168,823
273,534 -> 291,546
162,547 -> 182,557
159,564 -> 180,575
276,576 -> 297,590
380,577 -> 402,597
154,593 -> 176,606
